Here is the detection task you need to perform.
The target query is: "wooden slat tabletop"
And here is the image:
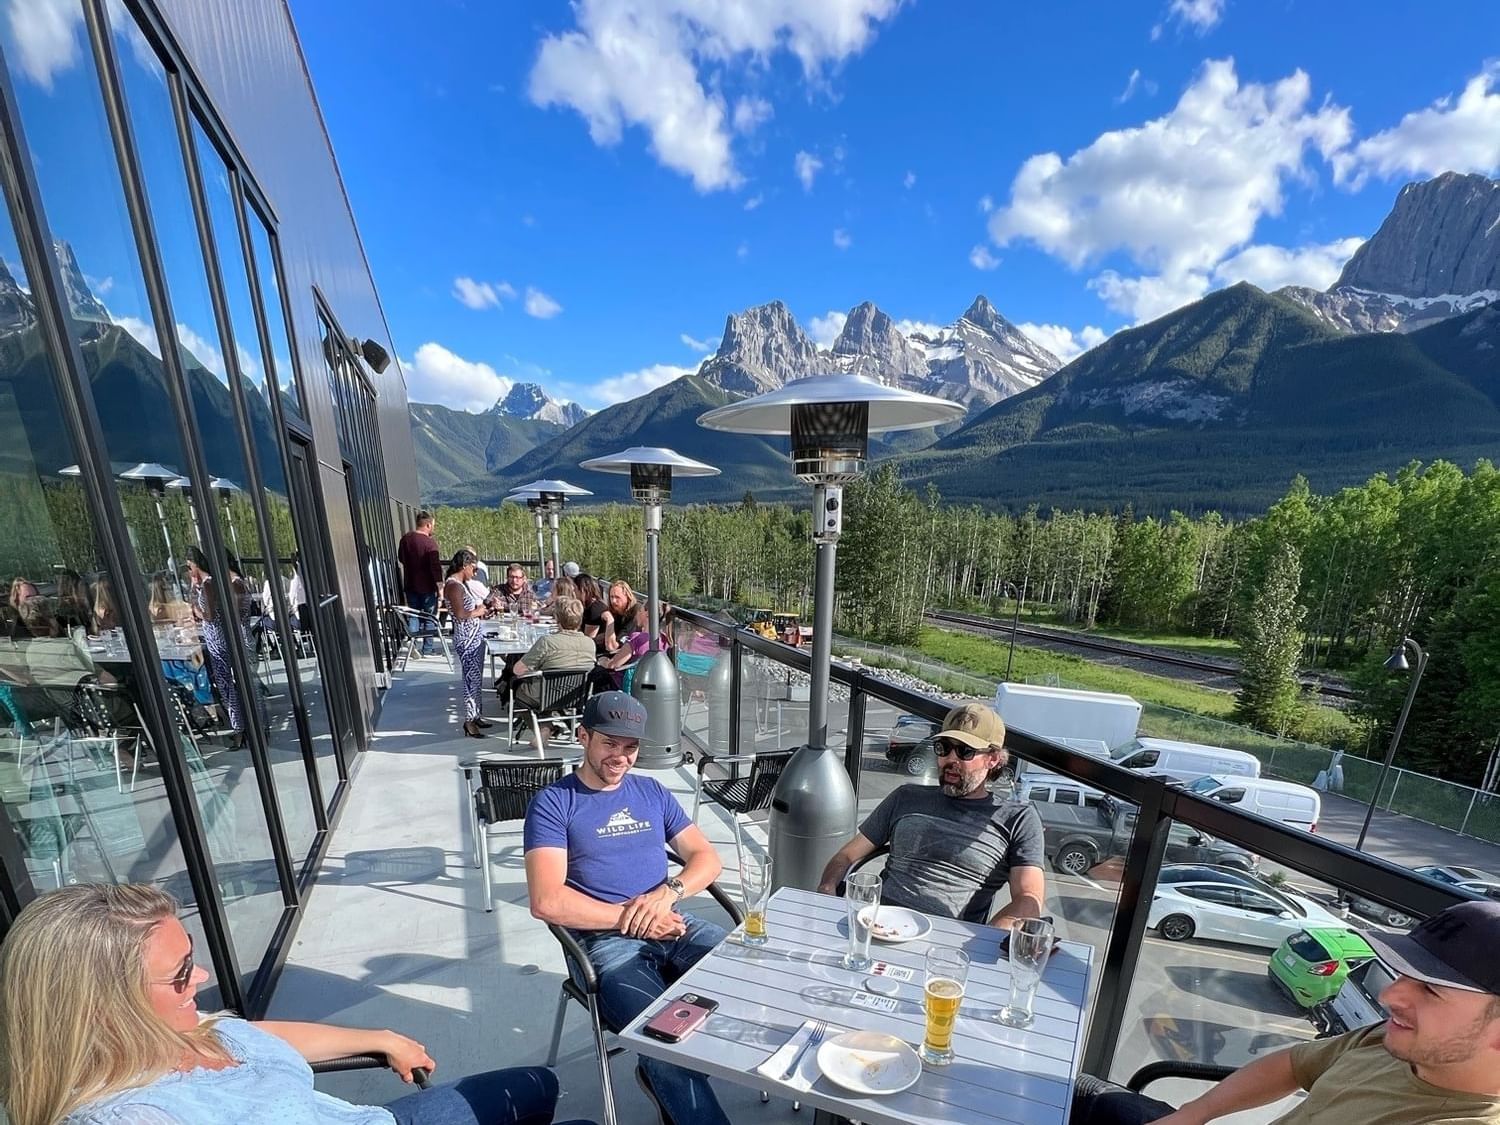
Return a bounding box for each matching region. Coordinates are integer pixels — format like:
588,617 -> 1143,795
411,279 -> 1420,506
619,887 -> 1095,1125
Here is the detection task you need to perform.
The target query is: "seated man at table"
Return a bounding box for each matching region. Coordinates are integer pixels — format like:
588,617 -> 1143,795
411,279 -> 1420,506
504,597 -> 595,730
1070,899 -> 1500,1125
817,702 -> 1046,927
496,564 -> 537,614
524,692 -> 731,1125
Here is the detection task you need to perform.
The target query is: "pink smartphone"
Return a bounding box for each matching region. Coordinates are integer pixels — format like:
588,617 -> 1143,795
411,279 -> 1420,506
643,993 -> 719,1043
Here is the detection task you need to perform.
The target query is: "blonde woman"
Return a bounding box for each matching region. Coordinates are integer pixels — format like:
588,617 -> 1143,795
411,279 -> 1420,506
0,884 -> 590,1125
601,581 -> 646,654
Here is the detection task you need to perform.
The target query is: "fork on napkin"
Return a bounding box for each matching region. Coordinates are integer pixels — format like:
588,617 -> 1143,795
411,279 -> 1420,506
756,1018 -> 844,1092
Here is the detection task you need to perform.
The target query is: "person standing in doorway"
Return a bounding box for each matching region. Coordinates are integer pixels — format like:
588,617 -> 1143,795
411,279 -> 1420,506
398,511 -> 442,656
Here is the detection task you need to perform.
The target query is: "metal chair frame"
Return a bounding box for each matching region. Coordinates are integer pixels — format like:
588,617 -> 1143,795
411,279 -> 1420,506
690,747 -> 794,824
69,677 -> 147,793
390,605 -> 452,671
544,851 -> 745,1125
507,668 -> 592,752
470,755 -> 576,913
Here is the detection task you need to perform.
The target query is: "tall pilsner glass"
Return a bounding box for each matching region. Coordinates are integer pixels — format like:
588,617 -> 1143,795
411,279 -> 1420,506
843,871 -> 881,970
740,850 -> 772,945
998,917 -> 1055,1028
921,947 -> 969,1066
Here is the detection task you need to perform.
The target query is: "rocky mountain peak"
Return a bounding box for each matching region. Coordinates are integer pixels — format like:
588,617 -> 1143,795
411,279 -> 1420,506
1336,172 -> 1500,298
0,256 -> 35,335
53,239 -> 110,324
697,299 -> 824,394
961,294 -> 1003,332
491,381 -> 588,427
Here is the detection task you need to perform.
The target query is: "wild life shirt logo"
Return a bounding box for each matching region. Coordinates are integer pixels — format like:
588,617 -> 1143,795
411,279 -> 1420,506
599,807 -> 652,838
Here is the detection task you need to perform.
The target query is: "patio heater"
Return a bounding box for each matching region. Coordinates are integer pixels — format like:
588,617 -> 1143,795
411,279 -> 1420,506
506,479 -> 592,578
118,462 -> 188,600
579,447 -> 720,768
211,478 -> 243,560
700,373 -> 962,890
165,476 -> 203,547
503,489 -> 548,573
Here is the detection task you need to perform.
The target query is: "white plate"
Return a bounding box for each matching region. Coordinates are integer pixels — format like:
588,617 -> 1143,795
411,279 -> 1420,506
858,906 -> 931,944
817,1031 -> 922,1096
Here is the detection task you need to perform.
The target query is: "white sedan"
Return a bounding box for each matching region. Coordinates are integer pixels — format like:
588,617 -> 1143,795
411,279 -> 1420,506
1147,878 -> 1352,949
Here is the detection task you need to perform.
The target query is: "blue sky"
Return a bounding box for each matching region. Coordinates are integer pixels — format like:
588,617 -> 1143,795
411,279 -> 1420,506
289,0 -> 1500,413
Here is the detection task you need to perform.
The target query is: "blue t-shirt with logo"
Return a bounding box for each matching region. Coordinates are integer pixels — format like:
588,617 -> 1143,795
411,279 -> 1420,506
523,772 -> 690,904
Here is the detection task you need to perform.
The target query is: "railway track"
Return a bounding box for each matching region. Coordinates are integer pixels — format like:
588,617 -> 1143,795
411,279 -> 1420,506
925,608 -> 1357,701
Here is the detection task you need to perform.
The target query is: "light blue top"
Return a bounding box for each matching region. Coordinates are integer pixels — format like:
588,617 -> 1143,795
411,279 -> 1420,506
66,1018 -> 396,1124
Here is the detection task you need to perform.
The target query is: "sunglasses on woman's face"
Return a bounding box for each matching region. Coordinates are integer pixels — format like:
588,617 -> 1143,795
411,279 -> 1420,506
158,935 -> 196,994
935,740 -> 985,762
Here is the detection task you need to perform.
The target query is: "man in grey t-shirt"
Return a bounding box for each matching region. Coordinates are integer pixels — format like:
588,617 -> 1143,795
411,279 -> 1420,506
819,703 -> 1046,926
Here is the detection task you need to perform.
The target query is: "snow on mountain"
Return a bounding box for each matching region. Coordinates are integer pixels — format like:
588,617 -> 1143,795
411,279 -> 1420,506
490,382 -> 589,427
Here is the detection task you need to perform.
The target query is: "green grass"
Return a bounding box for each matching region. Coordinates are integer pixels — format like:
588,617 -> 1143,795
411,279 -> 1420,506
935,599 -> 1242,660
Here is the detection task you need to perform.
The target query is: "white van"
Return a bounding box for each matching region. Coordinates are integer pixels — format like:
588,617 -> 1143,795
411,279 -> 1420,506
1109,737 -> 1261,784
1181,774 -> 1321,832
993,683 -> 1142,751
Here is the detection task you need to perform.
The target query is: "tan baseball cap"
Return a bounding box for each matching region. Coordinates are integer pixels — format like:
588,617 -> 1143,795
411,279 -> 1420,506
938,703 -> 1006,750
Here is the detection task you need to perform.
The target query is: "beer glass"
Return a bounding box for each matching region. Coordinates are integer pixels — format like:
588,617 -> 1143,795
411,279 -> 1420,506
998,917 -> 1055,1027
843,872 -> 881,970
740,850 -> 772,945
921,947 -> 969,1065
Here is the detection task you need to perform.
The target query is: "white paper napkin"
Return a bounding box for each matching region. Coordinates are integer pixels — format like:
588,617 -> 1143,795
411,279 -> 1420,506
756,1019 -> 846,1092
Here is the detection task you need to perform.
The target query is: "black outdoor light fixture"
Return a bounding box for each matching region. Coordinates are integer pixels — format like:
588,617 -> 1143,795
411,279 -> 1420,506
506,478 -> 592,577
580,447 -> 720,767
350,336 -> 391,374
699,373 -> 963,889
1354,636 -> 1429,854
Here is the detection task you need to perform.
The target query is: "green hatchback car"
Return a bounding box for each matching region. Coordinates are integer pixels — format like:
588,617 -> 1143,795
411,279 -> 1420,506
1268,927 -> 1375,1009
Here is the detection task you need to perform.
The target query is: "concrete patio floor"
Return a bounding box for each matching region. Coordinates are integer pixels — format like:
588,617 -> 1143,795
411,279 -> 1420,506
267,659 -> 801,1125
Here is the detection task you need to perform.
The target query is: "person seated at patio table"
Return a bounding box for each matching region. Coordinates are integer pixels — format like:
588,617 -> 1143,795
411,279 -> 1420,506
149,573 -> 194,628
1069,899 -> 1500,1125
817,702 -> 1046,928
92,575 -> 121,634
494,564 -> 536,614
600,581 -> 646,654
574,575 -> 609,652
0,883 -> 594,1125
534,559 -> 557,602
524,692 -> 731,1125
593,604 -> 675,693
503,597 -> 595,728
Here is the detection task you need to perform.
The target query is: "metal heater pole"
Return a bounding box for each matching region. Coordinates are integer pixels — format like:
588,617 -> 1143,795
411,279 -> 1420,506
645,500 -> 662,650
155,494 -> 183,600
632,496 -> 680,767
548,508 -> 562,578
533,510 -> 546,573
808,518 -> 838,748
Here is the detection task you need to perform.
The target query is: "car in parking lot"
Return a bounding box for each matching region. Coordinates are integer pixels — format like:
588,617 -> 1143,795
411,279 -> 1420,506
1147,874 -> 1352,949
1036,797 -> 1259,876
1345,864 -> 1500,927
1268,927 -> 1375,1009
884,715 -> 939,776
1311,954 -> 1395,1036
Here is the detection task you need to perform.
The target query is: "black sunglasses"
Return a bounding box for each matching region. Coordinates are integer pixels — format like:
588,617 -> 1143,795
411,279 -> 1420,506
935,740 -> 986,762
158,935 -> 195,994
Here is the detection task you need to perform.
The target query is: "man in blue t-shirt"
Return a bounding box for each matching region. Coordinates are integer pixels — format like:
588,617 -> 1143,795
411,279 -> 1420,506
524,691 -> 729,1125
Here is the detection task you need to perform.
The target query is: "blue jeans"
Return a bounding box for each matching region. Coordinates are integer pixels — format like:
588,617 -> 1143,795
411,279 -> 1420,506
406,591 -> 439,653
576,913 -> 730,1125
385,1064 -> 594,1125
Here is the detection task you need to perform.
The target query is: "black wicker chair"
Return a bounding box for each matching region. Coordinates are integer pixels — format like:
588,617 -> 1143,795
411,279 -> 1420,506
689,747 -> 794,825
311,1052 -> 432,1090
507,668 -> 592,751
471,756 -> 575,912
1069,1060 -> 1235,1125
543,850 -> 745,1125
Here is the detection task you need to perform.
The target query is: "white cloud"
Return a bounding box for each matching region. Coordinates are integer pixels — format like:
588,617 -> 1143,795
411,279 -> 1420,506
1211,236 -> 1364,292
743,193 -> 764,211
680,331 -> 718,352
1117,68 -> 1157,104
895,318 -> 943,339
987,60 -> 1352,278
1088,267 -> 1213,324
113,315 -> 160,357
1333,63 -> 1500,188
178,323 -> 226,379
452,276 -> 515,310
1168,0 -> 1225,33
832,227 -> 852,250
807,310 -> 848,348
732,95 -> 773,134
592,361 -> 693,407
903,170 -> 917,189
527,1 -> 902,192
736,240 -> 750,260
969,244 -> 1000,270
795,150 -> 823,192
1017,322 -> 1108,363
404,342 -> 513,412
977,194 -> 994,214
6,0 -> 80,89
524,287 -> 563,319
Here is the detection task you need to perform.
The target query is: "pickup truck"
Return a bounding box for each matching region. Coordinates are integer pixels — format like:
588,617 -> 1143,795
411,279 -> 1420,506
1034,796 -> 1258,876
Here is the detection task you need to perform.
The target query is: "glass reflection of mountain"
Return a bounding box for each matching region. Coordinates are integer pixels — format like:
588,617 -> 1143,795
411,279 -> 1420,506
0,243 -> 281,484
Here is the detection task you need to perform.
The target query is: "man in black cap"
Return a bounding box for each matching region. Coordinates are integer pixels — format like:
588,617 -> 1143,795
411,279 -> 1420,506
524,691 -> 730,1125
1071,899 -> 1500,1124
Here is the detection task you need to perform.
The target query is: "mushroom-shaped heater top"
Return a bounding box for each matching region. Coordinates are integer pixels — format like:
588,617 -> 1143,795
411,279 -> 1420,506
507,478 -> 593,510
578,446 -> 720,503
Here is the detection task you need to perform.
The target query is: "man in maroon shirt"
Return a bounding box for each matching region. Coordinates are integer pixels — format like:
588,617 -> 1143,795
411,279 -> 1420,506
397,511 -> 443,655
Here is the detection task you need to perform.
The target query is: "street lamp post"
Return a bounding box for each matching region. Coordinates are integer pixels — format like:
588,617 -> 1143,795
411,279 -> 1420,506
1002,581 -> 1022,682
580,447 -> 720,768
1354,637 -> 1428,854
507,479 -> 592,578
700,374 -> 963,890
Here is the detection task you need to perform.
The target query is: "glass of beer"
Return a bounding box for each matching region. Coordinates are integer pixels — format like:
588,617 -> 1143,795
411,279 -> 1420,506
739,850 -> 772,945
921,947 -> 969,1066
843,871 -> 882,970
998,917 -> 1055,1027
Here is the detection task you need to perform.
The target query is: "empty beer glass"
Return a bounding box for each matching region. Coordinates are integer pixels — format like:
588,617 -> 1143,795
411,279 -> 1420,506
740,850 -> 772,945
998,917 -> 1055,1027
843,871 -> 881,970
921,946 -> 969,1065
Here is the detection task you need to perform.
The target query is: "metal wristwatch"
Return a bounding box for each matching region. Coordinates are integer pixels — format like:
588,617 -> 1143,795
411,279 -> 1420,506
665,877 -> 685,900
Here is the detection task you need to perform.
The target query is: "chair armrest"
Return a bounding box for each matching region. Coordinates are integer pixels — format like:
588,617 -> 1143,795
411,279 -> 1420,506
667,848 -> 745,926
695,752 -> 761,775
838,845 -> 891,895
309,1053 -> 432,1090
548,922 -> 600,995
1126,1060 -> 1235,1093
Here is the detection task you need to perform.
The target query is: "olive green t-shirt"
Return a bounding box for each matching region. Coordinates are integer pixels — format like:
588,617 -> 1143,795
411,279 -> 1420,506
1279,1023 -> 1500,1124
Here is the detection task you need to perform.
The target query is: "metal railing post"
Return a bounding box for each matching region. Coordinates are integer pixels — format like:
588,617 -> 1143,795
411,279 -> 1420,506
1385,771 -> 1403,811
728,633 -> 744,758
1460,786 -> 1479,837
844,681 -> 868,796
1081,787 -> 1172,1077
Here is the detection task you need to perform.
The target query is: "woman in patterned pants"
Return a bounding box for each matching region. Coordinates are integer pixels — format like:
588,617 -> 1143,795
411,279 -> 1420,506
188,547 -> 245,749
444,549 -> 492,738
